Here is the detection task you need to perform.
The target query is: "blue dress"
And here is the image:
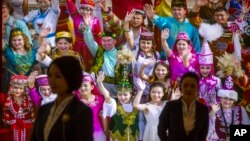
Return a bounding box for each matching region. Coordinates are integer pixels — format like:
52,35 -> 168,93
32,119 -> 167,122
2,47 -> 36,92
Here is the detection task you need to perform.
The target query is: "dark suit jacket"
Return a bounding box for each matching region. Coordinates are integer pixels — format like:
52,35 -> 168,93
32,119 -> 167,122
30,96 -> 93,141
158,98 -> 209,141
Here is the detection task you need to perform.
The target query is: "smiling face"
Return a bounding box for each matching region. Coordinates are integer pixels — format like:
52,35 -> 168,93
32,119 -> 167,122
214,10 -> 229,25
56,38 -> 71,54
176,39 -> 190,56
37,0 -> 51,12
117,91 -> 132,104
39,85 -> 52,97
11,35 -> 24,50
79,6 -> 93,17
200,65 -> 212,77
101,36 -> 116,51
48,64 -> 68,95
154,64 -> 168,80
221,97 -> 234,109
150,86 -> 164,102
79,82 -> 93,96
11,85 -> 25,97
140,39 -> 153,54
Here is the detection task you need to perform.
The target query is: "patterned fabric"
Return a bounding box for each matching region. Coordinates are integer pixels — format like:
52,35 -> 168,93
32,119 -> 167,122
23,0 -> 60,46
90,47 -> 118,84
66,0 -> 101,71
199,76 -> 221,106
215,106 -> 242,140
102,9 -> 150,50
169,52 -> 198,84
79,95 -> 105,141
110,104 -> 139,141
2,47 -> 36,93
51,49 -> 85,69
3,95 -> 35,141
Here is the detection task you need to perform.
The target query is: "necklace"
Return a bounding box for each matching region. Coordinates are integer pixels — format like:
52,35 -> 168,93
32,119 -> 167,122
220,105 -> 234,140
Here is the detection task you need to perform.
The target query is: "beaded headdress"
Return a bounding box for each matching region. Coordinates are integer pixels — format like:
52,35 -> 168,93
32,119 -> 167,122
10,75 -> 28,87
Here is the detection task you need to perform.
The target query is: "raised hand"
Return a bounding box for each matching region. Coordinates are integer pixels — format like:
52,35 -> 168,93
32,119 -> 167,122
195,0 -> 208,7
27,71 -> 39,89
96,71 -> 105,83
171,88 -> 181,100
84,15 -> 93,27
241,0 -> 250,15
39,27 -> 51,38
211,103 -> 220,114
37,41 -> 48,60
96,0 -> 108,12
142,58 -> 155,66
124,11 -> 135,23
161,28 -> 170,40
144,4 -> 155,21
135,77 -> 146,91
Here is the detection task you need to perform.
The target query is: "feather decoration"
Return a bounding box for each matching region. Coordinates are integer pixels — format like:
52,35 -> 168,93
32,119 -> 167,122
199,23 -> 224,42
117,46 -> 135,65
216,52 -> 244,78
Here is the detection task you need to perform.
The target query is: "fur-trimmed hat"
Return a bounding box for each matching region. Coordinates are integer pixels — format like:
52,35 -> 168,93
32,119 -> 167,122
218,89 -> 238,101
198,23 -> 223,65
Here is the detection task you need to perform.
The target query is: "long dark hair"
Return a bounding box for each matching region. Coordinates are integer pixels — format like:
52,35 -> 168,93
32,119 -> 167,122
47,56 -> 83,93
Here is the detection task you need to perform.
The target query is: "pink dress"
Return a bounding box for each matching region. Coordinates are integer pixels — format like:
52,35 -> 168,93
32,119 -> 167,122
66,0 -> 102,72
169,52 -> 199,86
78,94 -> 106,141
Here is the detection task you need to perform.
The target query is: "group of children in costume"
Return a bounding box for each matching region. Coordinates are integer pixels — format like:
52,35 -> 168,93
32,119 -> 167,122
1,0 -> 250,141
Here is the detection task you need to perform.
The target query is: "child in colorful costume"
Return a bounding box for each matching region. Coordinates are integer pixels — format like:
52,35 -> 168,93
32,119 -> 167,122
66,0 -> 102,71
133,79 -> 167,141
27,71 -> 57,108
198,23 -> 223,106
76,72 -> 106,141
207,89 -> 250,140
3,75 -> 35,141
97,50 -> 139,141
23,0 -> 60,47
